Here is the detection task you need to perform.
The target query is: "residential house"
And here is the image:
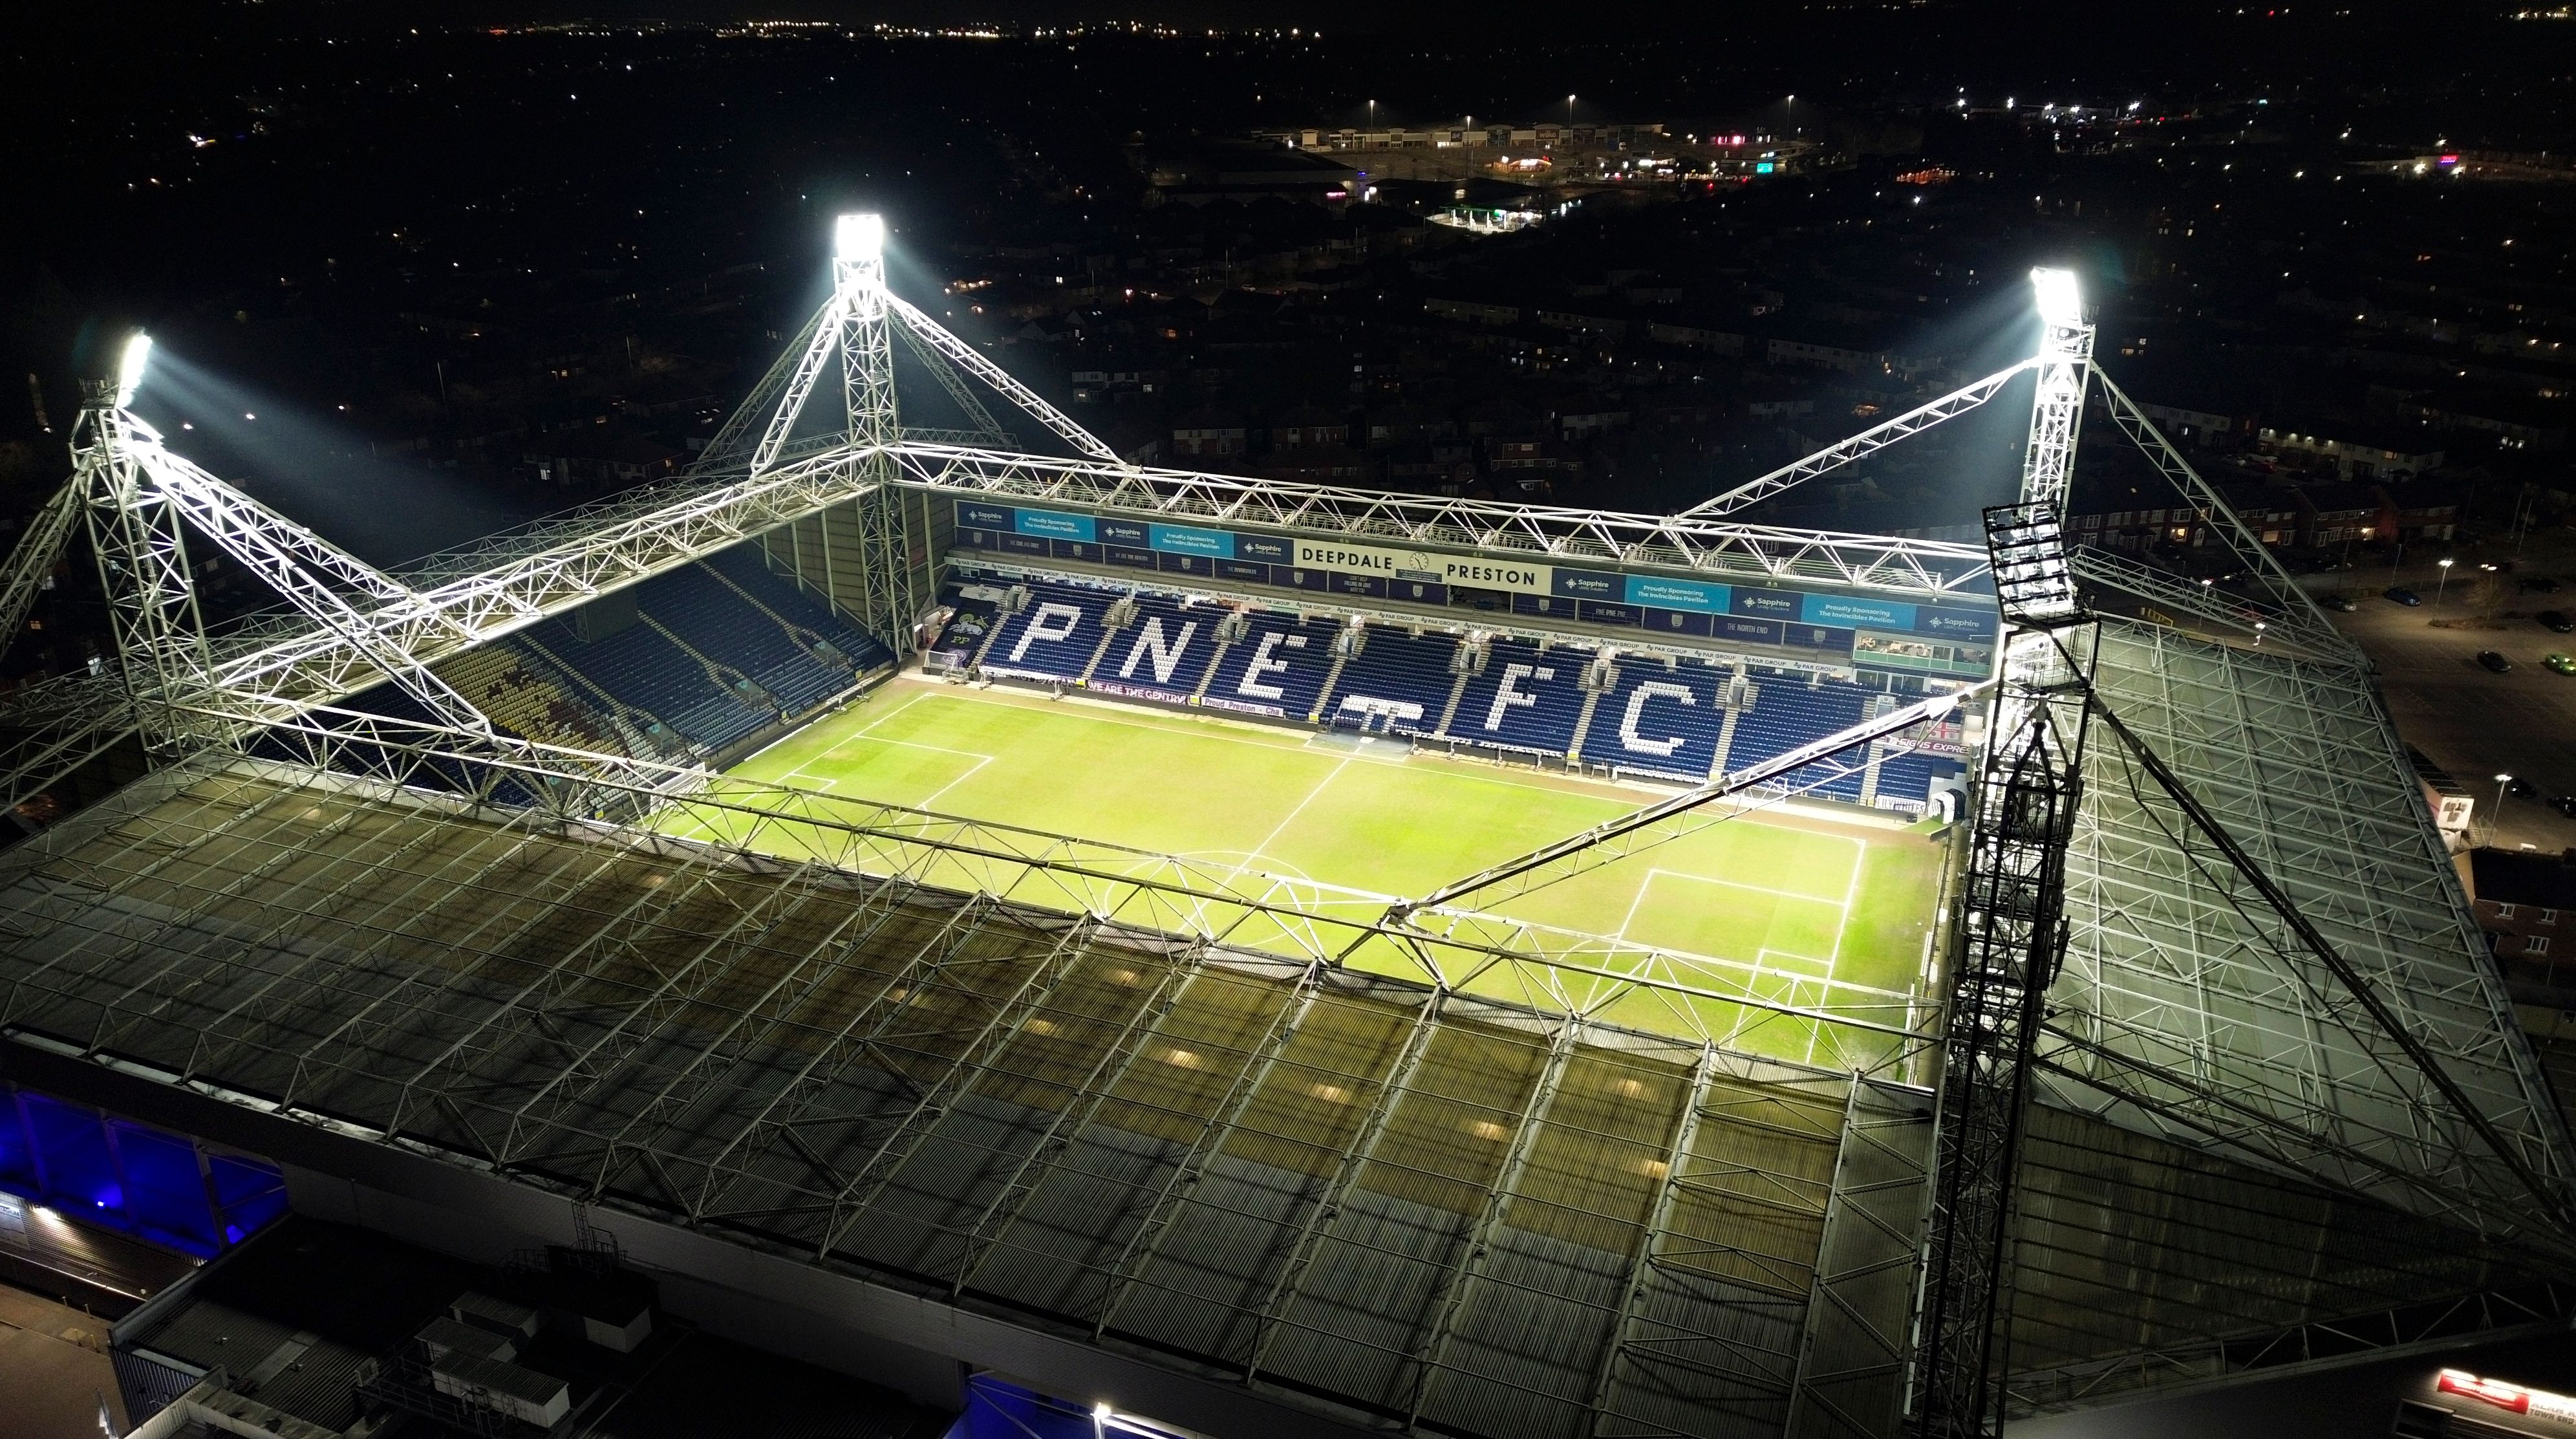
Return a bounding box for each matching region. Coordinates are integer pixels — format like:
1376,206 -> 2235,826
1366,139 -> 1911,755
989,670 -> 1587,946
1170,409 -> 1248,459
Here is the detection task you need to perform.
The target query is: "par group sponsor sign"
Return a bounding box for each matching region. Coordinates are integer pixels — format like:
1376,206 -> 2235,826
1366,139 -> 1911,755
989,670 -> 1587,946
952,500 -> 1997,667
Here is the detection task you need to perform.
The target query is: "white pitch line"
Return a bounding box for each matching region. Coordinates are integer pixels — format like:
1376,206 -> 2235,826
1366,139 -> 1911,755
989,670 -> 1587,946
918,754 -> 996,810
1638,866 -> 1849,907
1827,839 -> 1865,968
1230,756 -> 1353,885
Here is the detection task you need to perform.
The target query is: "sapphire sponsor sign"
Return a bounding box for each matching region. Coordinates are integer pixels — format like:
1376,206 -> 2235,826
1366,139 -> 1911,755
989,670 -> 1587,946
1015,508 -> 1095,542
1730,589 -> 1803,620
1551,568 -> 1622,601
952,501 -> 1999,642
1624,574 -> 1731,614
1150,523 -> 1234,557
1801,592 -> 1914,631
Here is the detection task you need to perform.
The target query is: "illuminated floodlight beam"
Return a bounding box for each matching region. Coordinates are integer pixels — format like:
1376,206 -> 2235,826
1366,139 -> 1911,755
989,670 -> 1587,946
115,331 -> 153,407
833,212 -> 897,451
2032,266 -> 2082,330
836,211 -> 885,265
753,212 -> 895,473
2021,266 -> 2094,512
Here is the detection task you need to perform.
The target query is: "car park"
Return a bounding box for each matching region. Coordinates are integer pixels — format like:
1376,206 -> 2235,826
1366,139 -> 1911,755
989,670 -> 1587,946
2386,587 -> 2422,606
2478,650 -> 2515,673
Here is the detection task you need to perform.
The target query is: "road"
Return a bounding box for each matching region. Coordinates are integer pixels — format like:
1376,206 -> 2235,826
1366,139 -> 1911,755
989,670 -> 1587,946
2308,530 -> 2576,855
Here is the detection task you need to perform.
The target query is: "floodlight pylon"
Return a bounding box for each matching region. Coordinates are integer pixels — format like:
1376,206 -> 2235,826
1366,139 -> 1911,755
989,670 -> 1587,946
2020,267 -> 2094,514
114,330 -> 152,407
74,394 -> 212,755
838,213 -> 897,451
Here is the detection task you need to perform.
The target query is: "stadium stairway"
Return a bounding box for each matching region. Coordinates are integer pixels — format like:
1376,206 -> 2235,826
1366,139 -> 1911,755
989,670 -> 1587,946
1091,592 -> 1227,702
1429,671 -> 1471,737
1564,686 -> 1605,757
1724,667 -> 1876,802
435,644 -> 639,760
531,614 -> 770,754
942,565 -> 1955,812
1447,636 -> 1590,757
1320,624 -> 1459,737
1201,612 -> 1334,719
1576,656 -> 1734,784
978,579 -> 1114,683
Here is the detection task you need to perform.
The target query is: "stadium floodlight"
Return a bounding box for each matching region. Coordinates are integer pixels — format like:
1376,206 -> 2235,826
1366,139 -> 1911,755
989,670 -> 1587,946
837,213 -> 885,265
114,330 -> 152,407
2031,267 -> 2082,329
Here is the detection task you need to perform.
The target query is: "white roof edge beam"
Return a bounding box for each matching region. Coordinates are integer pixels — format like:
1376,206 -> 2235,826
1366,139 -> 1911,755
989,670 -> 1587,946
1677,359 -> 2037,519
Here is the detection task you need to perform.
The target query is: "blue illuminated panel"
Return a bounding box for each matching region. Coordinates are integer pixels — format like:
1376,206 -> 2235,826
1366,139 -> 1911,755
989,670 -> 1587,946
0,1085 -> 289,1257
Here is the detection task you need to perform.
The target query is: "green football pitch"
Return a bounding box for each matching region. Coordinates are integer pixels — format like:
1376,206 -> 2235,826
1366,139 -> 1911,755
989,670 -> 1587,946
665,679 -> 1952,1063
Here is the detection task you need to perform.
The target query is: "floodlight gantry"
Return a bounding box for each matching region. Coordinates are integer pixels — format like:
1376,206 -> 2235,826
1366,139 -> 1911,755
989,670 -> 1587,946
5,241 -> 2568,1437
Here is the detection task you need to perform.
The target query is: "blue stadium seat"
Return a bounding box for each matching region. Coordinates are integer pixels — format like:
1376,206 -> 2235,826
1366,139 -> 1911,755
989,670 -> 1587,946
705,547 -> 897,673
1201,611 -> 1335,719
931,584 -> 1002,667
321,680 -> 546,808
532,613 -> 770,751
1324,625 -> 1459,736
1577,658 -> 1730,780
1090,591 -> 1225,700
977,579 -> 1115,682
1449,638 -> 1590,755
1726,667 -> 1874,801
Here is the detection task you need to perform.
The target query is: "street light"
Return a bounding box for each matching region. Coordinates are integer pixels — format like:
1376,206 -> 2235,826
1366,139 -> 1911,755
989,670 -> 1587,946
2436,557 -> 2456,606
2495,773 -> 2515,847
1567,94 -> 1576,127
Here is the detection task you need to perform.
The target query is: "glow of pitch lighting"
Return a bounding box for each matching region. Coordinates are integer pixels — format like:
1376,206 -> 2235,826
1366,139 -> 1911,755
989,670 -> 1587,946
837,212 -> 885,264
115,330 -> 153,406
2031,267 -> 2082,328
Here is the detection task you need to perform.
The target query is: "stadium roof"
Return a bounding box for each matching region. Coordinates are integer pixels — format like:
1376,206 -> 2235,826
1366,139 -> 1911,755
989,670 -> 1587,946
2044,622 -> 2576,1259
2,738 -> 2568,1434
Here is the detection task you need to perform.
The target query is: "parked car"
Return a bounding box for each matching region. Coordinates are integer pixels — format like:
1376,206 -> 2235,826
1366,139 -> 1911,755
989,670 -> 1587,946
2541,611 -> 2573,633
2554,795 -> 2576,818
2548,653 -> 2576,676
2323,594 -> 2358,612
2478,650 -> 2515,673
2510,777 -> 2540,798
2385,587 -> 2423,606
2523,576 -> 2564,594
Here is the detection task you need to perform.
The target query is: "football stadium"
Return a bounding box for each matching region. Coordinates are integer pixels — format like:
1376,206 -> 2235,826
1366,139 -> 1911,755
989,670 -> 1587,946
0,216 -> 2570,1439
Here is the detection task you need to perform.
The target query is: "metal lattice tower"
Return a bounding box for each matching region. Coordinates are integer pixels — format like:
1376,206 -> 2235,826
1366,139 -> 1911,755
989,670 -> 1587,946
1914,503 -> 2095,1439
5,243 -> 2573,1439
74,382 -> 211,756
1911,273 -> 2098,1436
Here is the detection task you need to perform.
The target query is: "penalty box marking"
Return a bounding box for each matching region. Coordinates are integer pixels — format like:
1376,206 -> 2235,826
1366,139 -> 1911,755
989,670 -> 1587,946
1615,858 -> 1860,978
